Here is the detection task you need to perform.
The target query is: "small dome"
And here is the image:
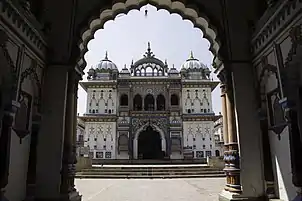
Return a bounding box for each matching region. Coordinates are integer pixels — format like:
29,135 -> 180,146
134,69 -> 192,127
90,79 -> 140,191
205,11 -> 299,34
93,52 -> 117,70
120,64 -> 130,74
181,51 -> 207,70
168,64 -> 179,74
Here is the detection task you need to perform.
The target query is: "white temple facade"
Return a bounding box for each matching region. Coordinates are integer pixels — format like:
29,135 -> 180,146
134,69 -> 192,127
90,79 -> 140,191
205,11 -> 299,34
78,43 -> 221,160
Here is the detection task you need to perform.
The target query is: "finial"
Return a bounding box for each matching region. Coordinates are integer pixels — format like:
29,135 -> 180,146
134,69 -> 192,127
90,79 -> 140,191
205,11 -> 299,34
189,51 -> 194,59
131,59 -> 134,65
165,59 -> 168,65
105,51 -> 108,60
123,64 -> 127,69
147,42 -> 151,52
172,64 -> 175,69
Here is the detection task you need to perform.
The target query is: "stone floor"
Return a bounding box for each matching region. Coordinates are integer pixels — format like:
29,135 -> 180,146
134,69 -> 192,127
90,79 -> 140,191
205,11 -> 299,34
75,178 -> 225,201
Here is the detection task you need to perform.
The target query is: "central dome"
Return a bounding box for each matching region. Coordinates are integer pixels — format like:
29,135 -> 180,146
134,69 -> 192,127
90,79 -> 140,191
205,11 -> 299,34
181,51 -> 208,70
92,52 -> 117,70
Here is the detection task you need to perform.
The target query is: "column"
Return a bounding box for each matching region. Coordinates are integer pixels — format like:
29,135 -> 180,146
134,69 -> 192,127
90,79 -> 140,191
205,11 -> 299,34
60,69 -> 81,201
218,71 -> 229,190
225,88 -> 241,193
230,63 -> 265,199
35,65 -> 69,200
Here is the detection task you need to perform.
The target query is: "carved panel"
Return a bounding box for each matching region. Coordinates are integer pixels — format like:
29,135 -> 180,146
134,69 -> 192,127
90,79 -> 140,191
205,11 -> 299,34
131,117 -> 168,137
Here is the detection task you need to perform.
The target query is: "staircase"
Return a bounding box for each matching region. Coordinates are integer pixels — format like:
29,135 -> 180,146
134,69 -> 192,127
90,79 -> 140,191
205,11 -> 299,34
76,164 -> 225,179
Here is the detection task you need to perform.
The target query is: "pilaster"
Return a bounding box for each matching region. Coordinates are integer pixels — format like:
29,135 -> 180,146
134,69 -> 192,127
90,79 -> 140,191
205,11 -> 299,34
35,65 -> 69,200
60,69 -> 81,201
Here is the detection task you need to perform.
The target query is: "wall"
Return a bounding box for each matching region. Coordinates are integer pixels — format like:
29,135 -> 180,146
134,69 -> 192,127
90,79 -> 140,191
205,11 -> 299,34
86,88 -> 117,114
183,121 -> 220,158
1,26 -> 45,201
84,122 -> 117,159
253,18 -> 301,200
181,88 -> 213,114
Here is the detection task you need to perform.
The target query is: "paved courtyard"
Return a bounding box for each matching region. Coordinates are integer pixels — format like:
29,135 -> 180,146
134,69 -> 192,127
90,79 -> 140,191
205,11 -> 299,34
75,178 -> 225,201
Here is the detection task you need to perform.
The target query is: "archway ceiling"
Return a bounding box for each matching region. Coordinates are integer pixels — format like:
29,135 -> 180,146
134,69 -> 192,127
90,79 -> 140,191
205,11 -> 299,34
76,0 -> 223,71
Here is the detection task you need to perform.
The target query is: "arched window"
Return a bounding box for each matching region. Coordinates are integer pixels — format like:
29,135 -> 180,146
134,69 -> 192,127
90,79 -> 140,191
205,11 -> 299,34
133,94 -> 142,111
156,94 -> 165,111
120,94 -> 128,106
144,94 -> 155,111
170,94 -> 179,106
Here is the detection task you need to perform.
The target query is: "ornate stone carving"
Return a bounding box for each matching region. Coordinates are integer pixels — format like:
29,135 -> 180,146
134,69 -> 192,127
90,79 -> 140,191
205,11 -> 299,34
131,118 -> 168,137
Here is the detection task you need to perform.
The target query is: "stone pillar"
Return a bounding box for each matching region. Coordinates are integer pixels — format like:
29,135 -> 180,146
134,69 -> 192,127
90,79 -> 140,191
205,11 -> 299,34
35,65 -> 69,200
218,71 -> 229,189
60,69 -> 81,201
220,63 -> 265,200
225,88 -> 241,193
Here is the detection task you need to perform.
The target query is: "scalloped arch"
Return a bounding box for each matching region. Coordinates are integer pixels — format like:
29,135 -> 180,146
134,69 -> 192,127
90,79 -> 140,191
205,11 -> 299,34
77,0 -> 221,70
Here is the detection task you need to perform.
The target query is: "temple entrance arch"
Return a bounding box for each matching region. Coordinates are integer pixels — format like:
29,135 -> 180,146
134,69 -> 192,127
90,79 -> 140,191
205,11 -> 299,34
133,123 -> 166,159
138,126 -> 162,159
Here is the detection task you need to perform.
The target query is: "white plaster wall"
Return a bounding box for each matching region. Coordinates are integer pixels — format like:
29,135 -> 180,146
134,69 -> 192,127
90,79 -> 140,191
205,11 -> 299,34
183,121 -> 217,158
84,122 -> 117,159
5,39 -> 44,201
268,128 -> 296,200
181,88 -> 213,114
86,88 -> 117,114
260,37 -> 296,200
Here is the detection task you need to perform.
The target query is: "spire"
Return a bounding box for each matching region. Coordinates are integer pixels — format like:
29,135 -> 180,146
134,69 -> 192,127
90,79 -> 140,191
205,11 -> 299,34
172,64 -> 176,69
123,64 -> 127,69
189,51 -> 194,59
105,51 -> 108,60
144,42 -> 154,58
165,59 -> 168,65
147,42 -> 151,53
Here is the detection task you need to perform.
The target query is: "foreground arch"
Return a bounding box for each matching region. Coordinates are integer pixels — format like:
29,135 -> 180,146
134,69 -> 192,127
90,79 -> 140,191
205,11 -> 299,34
76,0 -> 222,70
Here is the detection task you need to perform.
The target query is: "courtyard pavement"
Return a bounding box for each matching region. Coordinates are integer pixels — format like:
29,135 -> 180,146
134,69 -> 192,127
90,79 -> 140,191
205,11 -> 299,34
75,178 -> 225,201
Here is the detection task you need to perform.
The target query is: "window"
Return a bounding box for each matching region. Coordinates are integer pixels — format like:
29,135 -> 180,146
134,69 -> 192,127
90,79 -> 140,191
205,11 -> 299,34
193,145 -> 196,149
156,94 -> 165,111
188,109 -> 191,114
193,138 -> 196,141
87,138 -> 90,141
170,94 -> 179,106
94,145 -> 97,149
95,109 -> 98,113
133,94 -> 143,111
96,103 -> 98,106
215,150 -> 220,157
203,145 -> 206,149
105,109 -> 107,113
210,144 -> 212,149
92,109 -> 95,113
120,94 -> 128,106
103,145 -> 106,149
206,151 -> 212,157
104,138 -> 106,141
202,138 -> 205,141
108,109 -> 111,114
94,138 -> 97,141
89,109 -> 91,113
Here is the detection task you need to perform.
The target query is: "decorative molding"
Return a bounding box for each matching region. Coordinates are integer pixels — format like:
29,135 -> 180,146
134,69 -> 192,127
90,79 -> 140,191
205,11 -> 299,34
77,0 -> 221,70
0,0 -> 47,56
251,0 -> 302,55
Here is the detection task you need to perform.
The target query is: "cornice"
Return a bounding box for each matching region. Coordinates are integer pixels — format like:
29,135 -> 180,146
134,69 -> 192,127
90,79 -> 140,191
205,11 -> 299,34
251,0 -> 302,56
0,0 -> 47,57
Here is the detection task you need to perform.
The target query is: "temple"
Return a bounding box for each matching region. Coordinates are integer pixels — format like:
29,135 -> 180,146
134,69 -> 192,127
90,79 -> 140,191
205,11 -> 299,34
78,44 -> 222,161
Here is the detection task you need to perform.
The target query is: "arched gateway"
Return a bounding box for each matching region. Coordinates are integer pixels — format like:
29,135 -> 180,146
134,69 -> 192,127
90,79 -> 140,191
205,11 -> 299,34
1,1 -> 302,201
133,123 -> 166,159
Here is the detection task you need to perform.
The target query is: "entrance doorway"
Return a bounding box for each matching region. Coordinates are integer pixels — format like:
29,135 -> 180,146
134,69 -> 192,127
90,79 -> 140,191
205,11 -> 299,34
138,126 -> 163,159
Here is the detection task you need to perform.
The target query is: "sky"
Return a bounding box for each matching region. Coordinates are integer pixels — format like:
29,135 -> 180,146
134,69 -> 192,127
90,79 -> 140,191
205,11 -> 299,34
77,4 -> 221,115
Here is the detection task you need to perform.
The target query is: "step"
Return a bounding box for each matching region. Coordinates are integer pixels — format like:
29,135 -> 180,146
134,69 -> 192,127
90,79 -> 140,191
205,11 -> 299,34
76,171 -> 225,176
80,168 -> 221,172
75,174 -> 226,179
